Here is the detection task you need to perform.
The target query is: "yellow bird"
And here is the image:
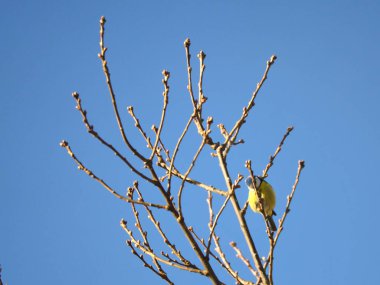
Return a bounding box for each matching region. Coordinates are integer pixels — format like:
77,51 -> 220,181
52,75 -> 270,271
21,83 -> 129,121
246,176 -> 277,232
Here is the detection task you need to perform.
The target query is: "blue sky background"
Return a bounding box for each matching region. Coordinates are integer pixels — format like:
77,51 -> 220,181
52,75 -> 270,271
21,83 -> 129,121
1,1 -> 380,284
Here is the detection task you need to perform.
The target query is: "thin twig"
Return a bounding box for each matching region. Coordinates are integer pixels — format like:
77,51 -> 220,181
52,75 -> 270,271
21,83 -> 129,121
128,187 -> 165,274
197,50 -> 207,117
133,182 -> 195,267
230,242 -> 260,280
223,55 -> 277,155
149,70 -> 170,161
261,126 -> 294,178
126,239 -> 174,285
216,148 -> 269,285
189,227 -> 252,285
121,219 -> 204,275
178,137 -> 207,216
264,160 -> 305,270
59,140 -> 167,209
205,175 -> 243,259
217,124 -> 229,140
127,106 -> 153,150
71,92 -> 154,183
161,164 -> 226,196
241,201 -> 250,216
184,38 -> 218,149
98,16 -> 146,162
167,114 -> 194,195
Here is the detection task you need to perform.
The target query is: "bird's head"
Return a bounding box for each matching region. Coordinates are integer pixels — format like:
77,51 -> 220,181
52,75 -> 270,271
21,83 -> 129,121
245,176 -> 262,190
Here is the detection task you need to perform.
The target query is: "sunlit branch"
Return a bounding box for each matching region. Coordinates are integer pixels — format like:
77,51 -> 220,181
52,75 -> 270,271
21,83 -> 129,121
230,241 -> 260,280
59,141 -> 167,209
261,126 -> 294,178
264,160 -> 305,271
223,55 -> 277,156
98,16 -> 146,162
71,92 -> 154,183
217,148 -> 269,285
149,70 -> 170,161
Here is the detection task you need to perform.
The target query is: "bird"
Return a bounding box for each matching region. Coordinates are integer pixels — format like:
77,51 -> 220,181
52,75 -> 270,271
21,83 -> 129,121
245,176 -> 277,232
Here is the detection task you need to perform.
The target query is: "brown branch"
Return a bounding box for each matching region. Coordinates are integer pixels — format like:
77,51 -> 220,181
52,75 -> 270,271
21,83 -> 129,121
121,219 -> 204,275
127,106 -> 153,150
205,175 -> 243,259
189,227 -> 251,285
133,182 -> 195,268
149,70 -> 170,161
178,137 -> 207,216
184,38 -> 218,149
241,201 -> 250,216
98,16 -> 146,162
261,126 -> 294,178
217,124 -> 229,140
216,148 -> 269,285
230,242 -> 260,281
159,168 -> 226,196
264,160 -> 305,271
184,38 -> 198,112
223,55 -> 277,155
167,114 -> 194,195
128,187 -> 166,274
126,240 -> 174,285
197,50 -> 207,117
59,140 -> 167,210
163,165 -> 227,196
71,92 -> 154,183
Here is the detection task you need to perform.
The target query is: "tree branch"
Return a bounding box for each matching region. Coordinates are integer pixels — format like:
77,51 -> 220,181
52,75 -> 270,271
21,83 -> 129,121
98,16 -> 146,162
59,140 -> 167,210
261,126 -> 294,178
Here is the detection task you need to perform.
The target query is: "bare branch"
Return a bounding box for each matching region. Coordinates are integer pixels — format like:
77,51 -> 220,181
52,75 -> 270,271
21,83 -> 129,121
98,16 -> 146,162
241,201 -> 250,216
261,126 -> 294,178
121,219 -> 204,275
133,182 -> 196,268
223,55 -> 277,155
71,92 -> 154,183
59,140 -> 167,209
178,137 -> 207,216
217,124 -> 229,140
217,148 -> 269,285
230,241 -> 260,281
149,70 -> 170,161
184,38 -> 218,149
189,227 -> 252,285
205,175 -> 243,259
197,50 -> 207,117
128,187 -> 166,274
126,240 -> 174,285
264,160 -> 305,270
167,114 -> 194,195
127,105 -> 153,150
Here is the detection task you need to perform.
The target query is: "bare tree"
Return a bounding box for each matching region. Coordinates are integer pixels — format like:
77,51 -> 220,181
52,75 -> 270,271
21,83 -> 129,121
61,16 -> 305,285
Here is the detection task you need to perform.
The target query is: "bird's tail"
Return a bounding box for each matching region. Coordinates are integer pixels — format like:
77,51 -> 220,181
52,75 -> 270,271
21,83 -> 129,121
267,215 -> 277,232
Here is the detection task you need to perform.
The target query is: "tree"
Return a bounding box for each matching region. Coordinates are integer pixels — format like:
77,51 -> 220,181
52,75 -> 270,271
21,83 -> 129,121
61,16 -> 305,285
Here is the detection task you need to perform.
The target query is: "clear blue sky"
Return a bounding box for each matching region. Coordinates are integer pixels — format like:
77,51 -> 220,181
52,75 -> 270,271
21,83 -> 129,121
1,1 -> 380,284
